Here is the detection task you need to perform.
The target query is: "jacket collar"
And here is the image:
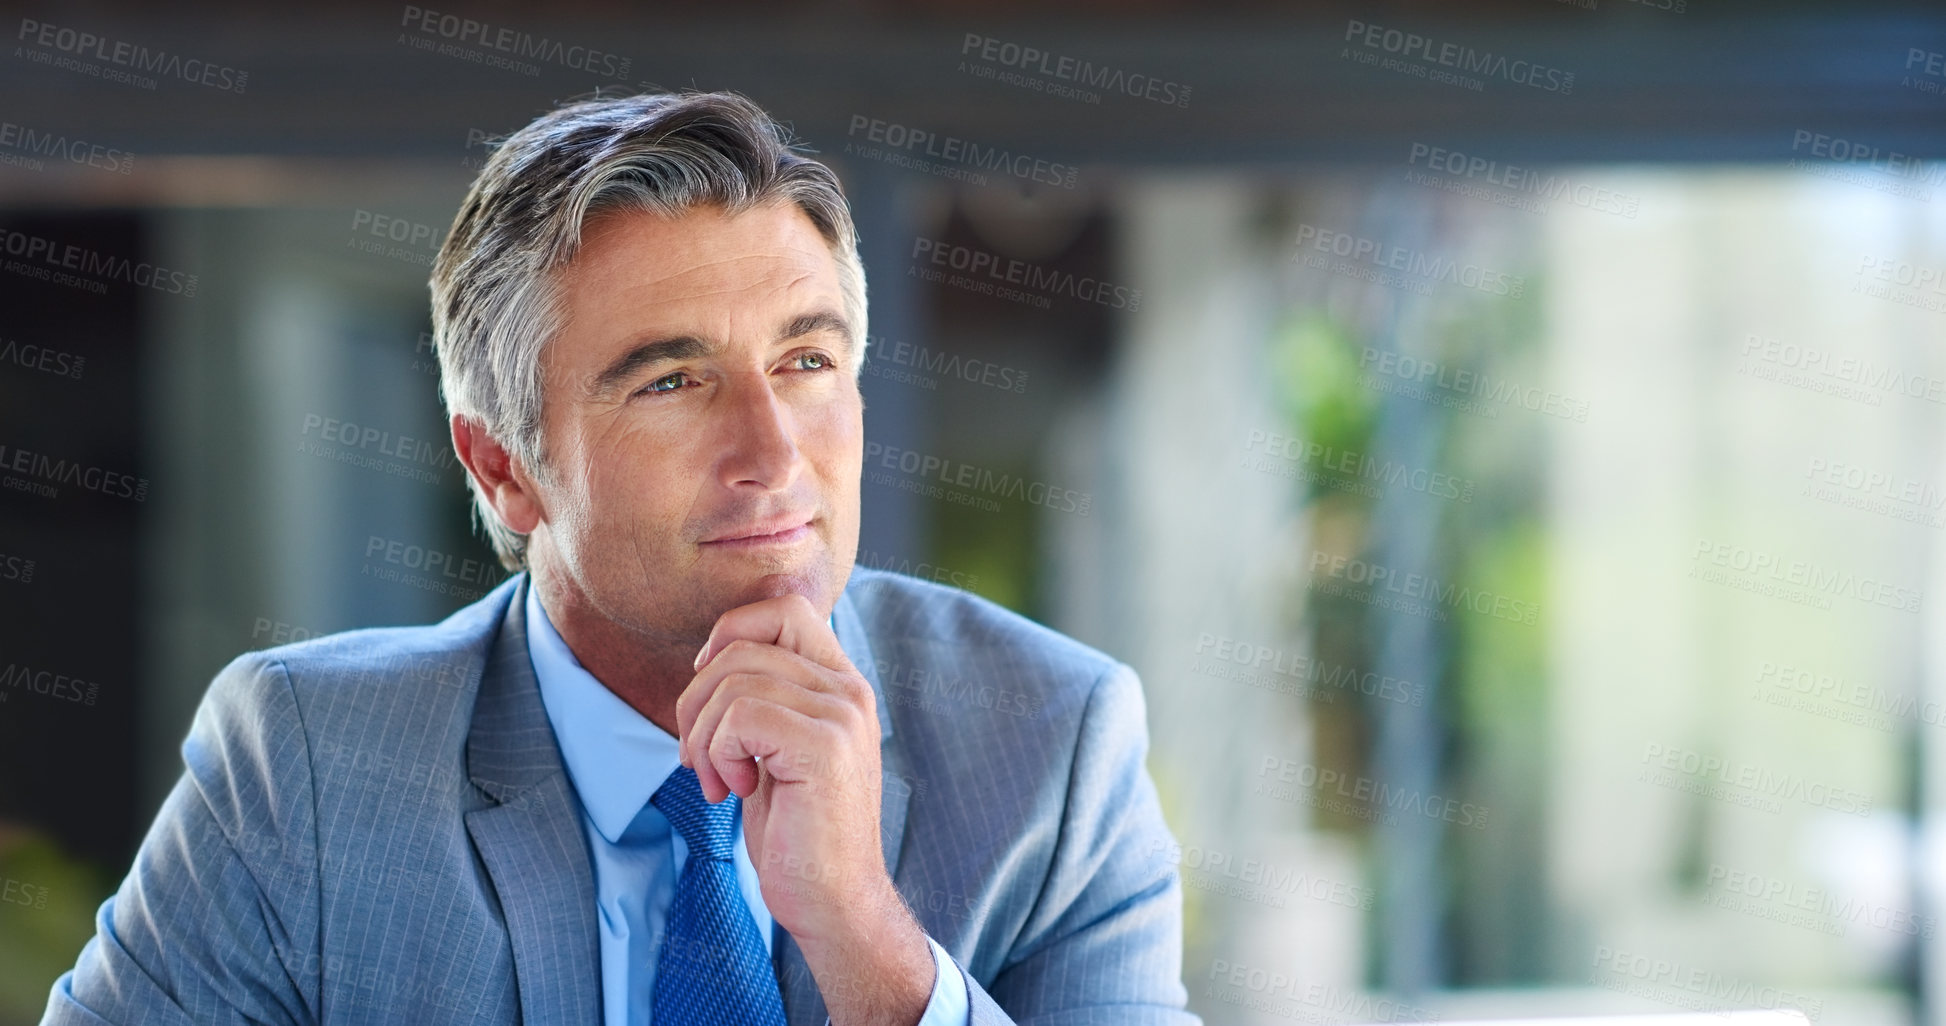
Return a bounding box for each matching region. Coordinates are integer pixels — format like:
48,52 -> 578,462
462,574 -> 603,1025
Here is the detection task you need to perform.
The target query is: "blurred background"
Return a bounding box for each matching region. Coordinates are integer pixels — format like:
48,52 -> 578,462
2,0 -> 1943,1023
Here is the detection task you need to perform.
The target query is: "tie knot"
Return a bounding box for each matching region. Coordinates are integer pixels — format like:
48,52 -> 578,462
651,765 -> 739,861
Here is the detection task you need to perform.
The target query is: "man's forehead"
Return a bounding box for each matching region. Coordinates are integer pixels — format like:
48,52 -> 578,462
553,205 -> 848,363
561,211 -> 837,318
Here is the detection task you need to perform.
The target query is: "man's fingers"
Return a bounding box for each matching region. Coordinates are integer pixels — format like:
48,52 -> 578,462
705,696 -> 824,801
696,593 -> 850,673
692,673 -> 852,802
681,640 -> 832,723
677,641 -> 843,766
678,594 -> 877,805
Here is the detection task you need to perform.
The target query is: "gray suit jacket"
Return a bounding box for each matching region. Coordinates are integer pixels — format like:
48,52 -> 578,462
44,566 -> 1198,1025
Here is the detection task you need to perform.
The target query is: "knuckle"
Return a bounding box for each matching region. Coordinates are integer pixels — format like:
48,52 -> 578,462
841,672 -> 874,705
723,693 -> 771,731
741,671 -> 787,700
721,638 -> 763,660
829,696 -> 863,732
719,670 -> 763,694
711,714 -> 746,752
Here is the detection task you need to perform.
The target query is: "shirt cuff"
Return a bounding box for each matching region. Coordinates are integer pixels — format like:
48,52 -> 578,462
915,935 -> 971,1026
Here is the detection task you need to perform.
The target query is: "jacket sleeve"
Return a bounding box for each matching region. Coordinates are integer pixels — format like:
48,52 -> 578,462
962,662 -> 1202,1026
41,653 -> 321,1026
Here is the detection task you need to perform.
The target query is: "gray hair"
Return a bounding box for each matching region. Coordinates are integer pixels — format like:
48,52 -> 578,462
430,90 -> 869,572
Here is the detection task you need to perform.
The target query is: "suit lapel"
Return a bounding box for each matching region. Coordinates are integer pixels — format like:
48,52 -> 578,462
775,578 -> 915,1026
464,575 -> 602,1026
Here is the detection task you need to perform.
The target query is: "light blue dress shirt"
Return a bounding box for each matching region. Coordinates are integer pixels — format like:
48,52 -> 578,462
524,583 -> 969,1026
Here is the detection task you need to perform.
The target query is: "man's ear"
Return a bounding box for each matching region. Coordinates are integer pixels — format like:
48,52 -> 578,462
450,414 -> 544,536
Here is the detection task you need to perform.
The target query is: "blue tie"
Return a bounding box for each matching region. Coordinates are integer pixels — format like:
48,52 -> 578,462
650,765 -> 789,1025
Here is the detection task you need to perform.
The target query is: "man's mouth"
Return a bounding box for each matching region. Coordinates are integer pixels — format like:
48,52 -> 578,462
700,513 -> 816,548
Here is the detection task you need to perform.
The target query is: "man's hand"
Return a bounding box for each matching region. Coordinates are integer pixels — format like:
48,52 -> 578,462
676,593 -> 934,1026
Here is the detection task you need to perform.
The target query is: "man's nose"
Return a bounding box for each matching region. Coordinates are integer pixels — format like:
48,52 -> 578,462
716,373 -> 803,490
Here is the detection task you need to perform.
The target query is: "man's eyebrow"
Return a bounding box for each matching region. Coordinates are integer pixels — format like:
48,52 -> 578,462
780,309 -> 853,348
588,310 -> 855,399
588,335 -> 715,398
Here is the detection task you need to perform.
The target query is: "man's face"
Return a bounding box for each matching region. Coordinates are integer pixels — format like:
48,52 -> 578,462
526,200 -> 863,645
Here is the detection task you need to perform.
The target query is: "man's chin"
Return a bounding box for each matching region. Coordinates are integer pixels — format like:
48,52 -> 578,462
712,561 -> 835,616
743,571 -> 815,602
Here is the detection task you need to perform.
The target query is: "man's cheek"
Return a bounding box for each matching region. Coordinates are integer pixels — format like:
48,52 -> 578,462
578,436 -> 686,549
807,395 -> 866,484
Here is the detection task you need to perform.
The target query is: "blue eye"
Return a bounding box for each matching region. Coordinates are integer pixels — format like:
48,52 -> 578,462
645,372 -> 689,395
795,352 -> 832,371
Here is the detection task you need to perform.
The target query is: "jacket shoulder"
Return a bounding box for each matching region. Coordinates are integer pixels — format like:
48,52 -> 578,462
845,565 -> 1119,683
842,565 -> 1131,747
237,579 -> 514,708
187,581 -> 517,811
242,622 -> 483,697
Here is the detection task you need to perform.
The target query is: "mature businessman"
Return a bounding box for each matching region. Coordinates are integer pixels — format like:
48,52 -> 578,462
43,91 -> 1196,1025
